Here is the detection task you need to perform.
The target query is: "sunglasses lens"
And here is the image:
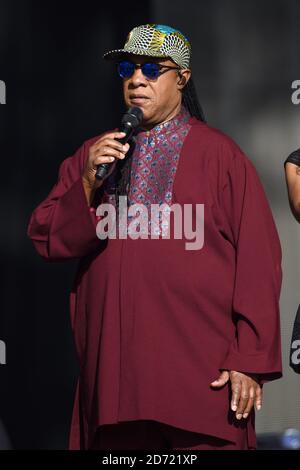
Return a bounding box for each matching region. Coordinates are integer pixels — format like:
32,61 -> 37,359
142,63 -> 160,79
118,61 -> 134,78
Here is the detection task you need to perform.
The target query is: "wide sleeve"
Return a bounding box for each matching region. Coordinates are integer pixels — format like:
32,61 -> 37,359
219,144 -> 283,383
27,140 -> 103,261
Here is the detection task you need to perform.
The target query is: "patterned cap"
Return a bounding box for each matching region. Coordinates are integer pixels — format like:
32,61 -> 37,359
103,24 -> 191,69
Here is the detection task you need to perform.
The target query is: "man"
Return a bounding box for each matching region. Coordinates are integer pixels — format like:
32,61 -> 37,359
28,24 -> 282,450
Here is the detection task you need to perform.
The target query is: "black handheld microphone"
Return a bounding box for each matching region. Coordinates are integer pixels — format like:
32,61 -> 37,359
95,107 -> 144,181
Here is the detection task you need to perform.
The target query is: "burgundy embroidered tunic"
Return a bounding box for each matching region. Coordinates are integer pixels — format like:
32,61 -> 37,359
27,109 -> 282,450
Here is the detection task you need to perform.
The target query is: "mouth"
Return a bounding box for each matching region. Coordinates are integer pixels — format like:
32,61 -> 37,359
129,95 -> 150,104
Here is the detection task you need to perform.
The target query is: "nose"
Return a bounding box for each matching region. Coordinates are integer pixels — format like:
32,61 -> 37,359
129,67 -> 147,87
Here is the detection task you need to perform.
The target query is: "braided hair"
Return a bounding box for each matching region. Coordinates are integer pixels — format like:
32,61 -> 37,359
182,76 -> 206,122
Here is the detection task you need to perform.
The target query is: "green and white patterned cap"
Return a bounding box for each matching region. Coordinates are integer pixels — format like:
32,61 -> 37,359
103,24 -> 191,69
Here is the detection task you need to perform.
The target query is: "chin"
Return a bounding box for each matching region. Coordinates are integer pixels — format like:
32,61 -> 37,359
126,99 -> 150,112
138,110 -> 153,124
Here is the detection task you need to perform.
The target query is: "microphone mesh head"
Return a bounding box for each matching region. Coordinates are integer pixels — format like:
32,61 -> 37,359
122,107 -> 143,128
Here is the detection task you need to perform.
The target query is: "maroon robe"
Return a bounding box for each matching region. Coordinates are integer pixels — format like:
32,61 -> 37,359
27,115 -> 282,450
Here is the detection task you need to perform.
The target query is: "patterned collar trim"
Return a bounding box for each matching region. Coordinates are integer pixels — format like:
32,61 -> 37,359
135,105 -> 191,141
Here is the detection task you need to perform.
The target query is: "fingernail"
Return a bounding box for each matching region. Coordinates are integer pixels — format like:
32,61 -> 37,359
243,413 -> 248,419
257,405 -> 261,410
236,414 -> 242,420
231,405 -> 237,411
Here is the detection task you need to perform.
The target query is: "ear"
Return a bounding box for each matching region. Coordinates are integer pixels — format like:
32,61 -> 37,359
177,69 -> 191,90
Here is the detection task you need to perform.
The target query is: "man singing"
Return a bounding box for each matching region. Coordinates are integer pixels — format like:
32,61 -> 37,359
28,24 -> 282,450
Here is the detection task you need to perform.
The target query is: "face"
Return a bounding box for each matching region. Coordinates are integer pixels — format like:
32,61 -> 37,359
121,54 -> 191,129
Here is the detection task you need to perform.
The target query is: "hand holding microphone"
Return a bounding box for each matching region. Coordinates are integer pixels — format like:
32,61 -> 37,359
82,107 -> 143,205
95,107 -> 143,180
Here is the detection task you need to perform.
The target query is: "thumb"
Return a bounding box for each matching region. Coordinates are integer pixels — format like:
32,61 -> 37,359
210,370 -> 230,388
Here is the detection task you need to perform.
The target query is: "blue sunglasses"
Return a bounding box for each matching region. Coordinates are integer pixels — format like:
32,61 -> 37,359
117,60 -> 181,80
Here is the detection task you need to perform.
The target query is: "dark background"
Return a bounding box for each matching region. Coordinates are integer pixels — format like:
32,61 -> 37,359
0,0 -> 152,449
0,0 -> 299,449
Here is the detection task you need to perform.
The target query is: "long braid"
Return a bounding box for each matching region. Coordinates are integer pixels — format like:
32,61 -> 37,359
182,77 -> 206,122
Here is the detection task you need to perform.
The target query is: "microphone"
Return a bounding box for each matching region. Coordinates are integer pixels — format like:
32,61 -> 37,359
95,107 -> 144,181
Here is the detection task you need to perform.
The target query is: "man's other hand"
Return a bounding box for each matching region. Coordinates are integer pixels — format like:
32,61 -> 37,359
210,370 -> 262,419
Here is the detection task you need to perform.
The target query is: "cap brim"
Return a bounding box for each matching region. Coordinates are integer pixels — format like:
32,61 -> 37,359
102,48 -> 169,61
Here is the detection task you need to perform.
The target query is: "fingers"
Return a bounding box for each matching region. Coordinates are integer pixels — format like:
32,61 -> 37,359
94,147 -> 123,164
241,386 -> 255,419
255,385 -> 263,411
88,135 -> 130,172
230,373 -> 241,413
93,155 -> 117,166
235,382 -> 254,420
96,138 -> 130,154
83,132 -> 130,189
93,132 -> 129,155
211,369 -> 263,424
210,370 -> 230,388
229,372 -> 262,420
94,131 -> 127,145
94,143 -> 129,159
212,370 -> 262,421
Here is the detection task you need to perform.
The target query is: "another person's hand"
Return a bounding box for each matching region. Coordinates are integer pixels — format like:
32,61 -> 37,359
82,131 -> 130,205
210,370 -> 262,420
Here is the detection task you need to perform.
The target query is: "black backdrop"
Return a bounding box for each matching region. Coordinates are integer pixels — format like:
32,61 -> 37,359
0,0 -> 151,449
